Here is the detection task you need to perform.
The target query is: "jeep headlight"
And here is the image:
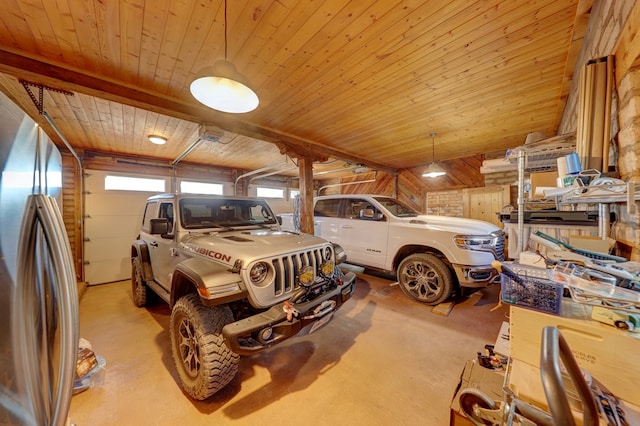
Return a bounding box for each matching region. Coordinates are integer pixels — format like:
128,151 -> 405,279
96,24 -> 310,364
324,246 -> 333,260
319,259 -> 335,278
250,262 -> 270,286
453,235 -> 495,251
298,265 -> 315,286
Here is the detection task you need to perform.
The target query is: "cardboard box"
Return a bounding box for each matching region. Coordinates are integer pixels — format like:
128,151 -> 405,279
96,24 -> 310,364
509,305 -> 640,407
530,171 -> 558,199
568,235 -> 616,254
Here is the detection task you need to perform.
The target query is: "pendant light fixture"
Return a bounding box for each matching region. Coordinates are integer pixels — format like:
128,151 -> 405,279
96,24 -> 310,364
422,132 -> 446,178
190,0 -> 259,113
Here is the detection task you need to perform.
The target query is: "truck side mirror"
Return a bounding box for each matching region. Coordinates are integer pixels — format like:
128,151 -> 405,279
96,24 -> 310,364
150,218 -> 170,235
276,215 -> 283,225
359,208 -> 375,220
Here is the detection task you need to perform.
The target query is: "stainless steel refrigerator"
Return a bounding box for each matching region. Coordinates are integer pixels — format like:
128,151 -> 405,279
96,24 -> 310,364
0,91 -> 79,425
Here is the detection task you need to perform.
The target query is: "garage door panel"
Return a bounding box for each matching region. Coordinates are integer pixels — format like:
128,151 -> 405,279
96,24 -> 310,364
84,169 -> 166,285
85,192 -> 151,215
85,215 -> 141,240
84,257 -> 131,285
84,236 -> 134,261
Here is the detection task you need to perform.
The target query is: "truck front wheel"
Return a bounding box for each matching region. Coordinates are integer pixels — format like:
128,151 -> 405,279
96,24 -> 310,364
170,293 -> 239,400
397,253 -> 453,305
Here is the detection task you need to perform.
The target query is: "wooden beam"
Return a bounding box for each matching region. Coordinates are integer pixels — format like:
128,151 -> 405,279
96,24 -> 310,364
298,157 -> 315,235
0,47 -> 398,175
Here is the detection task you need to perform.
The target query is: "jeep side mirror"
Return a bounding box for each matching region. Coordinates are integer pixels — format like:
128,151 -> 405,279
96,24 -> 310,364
150,218 -> 169,235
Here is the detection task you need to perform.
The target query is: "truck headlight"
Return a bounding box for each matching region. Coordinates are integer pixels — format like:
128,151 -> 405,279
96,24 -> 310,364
298,265 -> 315,286
453,235 -> 495,251
250,262 -> 270,285
319,259 -> 335,278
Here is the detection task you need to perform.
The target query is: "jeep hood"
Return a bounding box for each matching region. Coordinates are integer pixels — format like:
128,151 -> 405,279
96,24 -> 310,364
180,229 -> 328,264
402,214 -> 501,235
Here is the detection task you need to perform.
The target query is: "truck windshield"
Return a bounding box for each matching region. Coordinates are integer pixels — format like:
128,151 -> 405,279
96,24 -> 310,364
373,197 -> 420,217
179,198 -> 278,230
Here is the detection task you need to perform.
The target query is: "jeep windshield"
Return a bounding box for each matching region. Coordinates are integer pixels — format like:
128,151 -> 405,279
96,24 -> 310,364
373,197 -> 420,217
179,198 -> 278,230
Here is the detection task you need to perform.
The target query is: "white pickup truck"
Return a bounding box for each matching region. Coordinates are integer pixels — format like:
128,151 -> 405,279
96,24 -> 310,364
285,194 -> 505,305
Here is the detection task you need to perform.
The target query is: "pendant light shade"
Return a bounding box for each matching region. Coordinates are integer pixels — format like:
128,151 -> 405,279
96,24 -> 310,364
422,132 -> 446,178
422,162 -> 446,178
190,60 -> 259,113
189,0 -> 259,114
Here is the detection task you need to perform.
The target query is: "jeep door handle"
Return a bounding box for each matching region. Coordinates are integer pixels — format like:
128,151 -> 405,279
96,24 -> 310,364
150,241 -> 158,247
340,225 -> 352,229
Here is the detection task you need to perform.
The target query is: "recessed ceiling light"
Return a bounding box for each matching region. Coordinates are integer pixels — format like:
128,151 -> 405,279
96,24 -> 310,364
148,135 -> 167,145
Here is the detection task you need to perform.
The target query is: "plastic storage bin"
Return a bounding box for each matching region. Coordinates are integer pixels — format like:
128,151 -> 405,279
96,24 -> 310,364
500,263 -> 563,314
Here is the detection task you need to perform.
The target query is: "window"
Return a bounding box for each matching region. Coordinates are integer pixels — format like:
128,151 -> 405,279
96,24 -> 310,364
180,181 -> 223,195
105,175 -> 165,192
158,202 -> 174,233
257,187 -> 284,199
141,201 -> 158,231
290,189 -> 300,199
314,199 -> 341,218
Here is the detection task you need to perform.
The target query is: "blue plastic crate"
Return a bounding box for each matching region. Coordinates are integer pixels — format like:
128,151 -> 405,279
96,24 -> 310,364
500,264 -> 563,314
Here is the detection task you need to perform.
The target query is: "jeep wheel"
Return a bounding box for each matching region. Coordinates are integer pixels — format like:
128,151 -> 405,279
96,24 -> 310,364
131,256 -> 154,307
170,293 -> 239,400
397,253 -> 453,305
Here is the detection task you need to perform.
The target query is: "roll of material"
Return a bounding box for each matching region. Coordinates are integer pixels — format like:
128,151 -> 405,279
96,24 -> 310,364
564,152 -> 582,174
556,156 -> 568,177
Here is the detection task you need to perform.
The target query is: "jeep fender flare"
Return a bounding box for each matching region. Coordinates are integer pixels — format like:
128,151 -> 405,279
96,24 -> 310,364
170,257 -> 246,307
131,240 -> 153,282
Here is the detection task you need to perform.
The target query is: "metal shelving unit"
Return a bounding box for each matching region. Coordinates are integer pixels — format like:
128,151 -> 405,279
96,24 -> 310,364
507,134 -> 577,258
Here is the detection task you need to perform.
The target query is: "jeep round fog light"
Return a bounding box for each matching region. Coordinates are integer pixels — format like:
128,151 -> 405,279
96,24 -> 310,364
319,259 -> 335,278
258,327 -> 273,342
298,265 -> 315,286
250,262 -> 269,285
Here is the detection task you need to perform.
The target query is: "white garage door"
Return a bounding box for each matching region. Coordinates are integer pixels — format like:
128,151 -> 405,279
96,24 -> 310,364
84,170 -> 167,285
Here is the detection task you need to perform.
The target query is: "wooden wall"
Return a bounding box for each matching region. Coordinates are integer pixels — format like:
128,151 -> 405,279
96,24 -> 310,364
330,170 -> 426,212
61,154 -> 82,280
558,0 -> 640,260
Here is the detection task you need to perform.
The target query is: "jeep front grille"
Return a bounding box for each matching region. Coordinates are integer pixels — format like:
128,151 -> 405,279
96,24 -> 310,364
270,247 -> 329,296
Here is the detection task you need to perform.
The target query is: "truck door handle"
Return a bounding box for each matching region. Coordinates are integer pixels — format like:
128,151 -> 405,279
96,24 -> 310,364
150,241 -> 158,247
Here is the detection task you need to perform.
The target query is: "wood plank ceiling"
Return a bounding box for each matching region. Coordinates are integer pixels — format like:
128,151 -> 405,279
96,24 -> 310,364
0,0 -> 590,181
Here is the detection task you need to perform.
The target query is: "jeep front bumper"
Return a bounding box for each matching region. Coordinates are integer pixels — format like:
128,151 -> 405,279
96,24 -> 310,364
452,264 -> 500,288
222,271 -> 356,355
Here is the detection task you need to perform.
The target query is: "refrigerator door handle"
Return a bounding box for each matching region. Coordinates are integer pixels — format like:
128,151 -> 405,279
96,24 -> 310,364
15,194 -> 79,426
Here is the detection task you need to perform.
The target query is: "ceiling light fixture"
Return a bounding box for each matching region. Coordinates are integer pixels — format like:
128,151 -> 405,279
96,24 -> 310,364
148,135 -> 167,145
189,0 -> 259,114
422,132 -> 446,178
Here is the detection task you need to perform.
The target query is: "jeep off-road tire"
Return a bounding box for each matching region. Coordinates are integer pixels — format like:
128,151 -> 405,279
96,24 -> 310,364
131,256 -> 155,307
170,293 -> 239,400
397,253 -> 453,305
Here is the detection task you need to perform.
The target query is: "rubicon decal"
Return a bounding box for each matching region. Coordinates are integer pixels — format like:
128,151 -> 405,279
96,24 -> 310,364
183,243 -> 232,263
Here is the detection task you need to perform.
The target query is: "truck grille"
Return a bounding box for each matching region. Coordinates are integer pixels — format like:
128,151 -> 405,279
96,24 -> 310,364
270,247 -> 329,296
495,232 -> 506,261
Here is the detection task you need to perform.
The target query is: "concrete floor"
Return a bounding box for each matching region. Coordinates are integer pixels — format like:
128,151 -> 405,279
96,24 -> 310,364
68,271 -> 509,426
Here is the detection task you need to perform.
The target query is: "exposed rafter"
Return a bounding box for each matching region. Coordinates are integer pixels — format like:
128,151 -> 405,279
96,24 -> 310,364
0,48 -> 397,176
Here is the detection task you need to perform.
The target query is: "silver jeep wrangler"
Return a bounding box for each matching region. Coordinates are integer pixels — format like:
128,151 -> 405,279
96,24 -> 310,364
131,193 -> 356,400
